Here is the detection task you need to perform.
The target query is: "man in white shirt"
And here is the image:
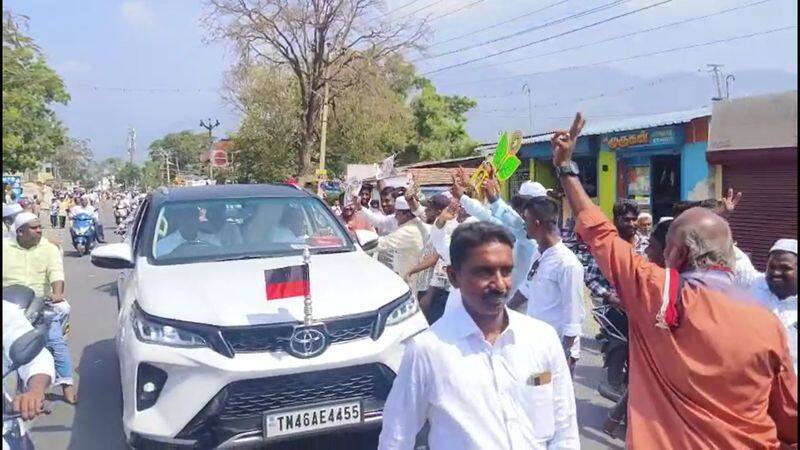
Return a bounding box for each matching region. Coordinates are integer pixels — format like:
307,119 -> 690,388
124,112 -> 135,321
3,300 -> 55,422
69,196 -> 105,243
747,238 -> 797,374
378,222 -> 579,450
358,187 -> 426,236
156,206 -> 221,257
374,197 -> 430,295
508,196 -> 585,375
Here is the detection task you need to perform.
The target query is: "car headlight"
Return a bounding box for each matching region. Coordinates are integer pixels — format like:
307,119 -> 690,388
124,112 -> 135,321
372,291 -> 418,340
132,304 -> 208,347
385,293 -> 418,327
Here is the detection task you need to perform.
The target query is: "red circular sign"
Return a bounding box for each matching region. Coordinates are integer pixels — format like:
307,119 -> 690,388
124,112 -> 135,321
211,150 -> 228,167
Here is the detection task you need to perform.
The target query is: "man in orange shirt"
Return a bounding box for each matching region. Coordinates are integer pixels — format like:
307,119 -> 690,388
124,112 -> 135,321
554,113 -> 797,449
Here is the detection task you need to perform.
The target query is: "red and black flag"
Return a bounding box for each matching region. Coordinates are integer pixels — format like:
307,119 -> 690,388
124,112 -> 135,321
264,265 -> 310,301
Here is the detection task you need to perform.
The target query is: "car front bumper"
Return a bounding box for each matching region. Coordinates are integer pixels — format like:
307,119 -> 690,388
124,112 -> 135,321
118,310 -> 428,448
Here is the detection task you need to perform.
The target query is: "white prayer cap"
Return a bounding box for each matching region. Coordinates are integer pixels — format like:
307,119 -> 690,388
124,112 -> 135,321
11,212 -> 38,234
518,181 -> 547,198
394,196 -> 411,211
2,203 -> 23,219
770,239 -> 797,255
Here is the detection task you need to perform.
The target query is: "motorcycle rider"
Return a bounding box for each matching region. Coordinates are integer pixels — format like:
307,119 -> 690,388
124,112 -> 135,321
69,197 -> 105,243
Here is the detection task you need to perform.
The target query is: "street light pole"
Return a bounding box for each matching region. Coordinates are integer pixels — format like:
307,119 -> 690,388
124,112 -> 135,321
200,118 -> 220,180
521,84 -> 532,132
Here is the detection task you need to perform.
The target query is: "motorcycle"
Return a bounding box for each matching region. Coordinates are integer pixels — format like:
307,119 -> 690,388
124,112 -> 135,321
113,204 -> 128,226
591,295 -> 629,403
3,286 -> 55,450
70,213 -> 96,257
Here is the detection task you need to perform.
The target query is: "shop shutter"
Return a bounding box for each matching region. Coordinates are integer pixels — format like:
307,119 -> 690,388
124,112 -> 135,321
723,162 -> 797,270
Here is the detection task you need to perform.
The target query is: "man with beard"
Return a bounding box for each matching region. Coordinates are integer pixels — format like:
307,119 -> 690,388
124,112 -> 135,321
379,222 -> 578,450
748,239 -> 797,374
555,112 -> 796,449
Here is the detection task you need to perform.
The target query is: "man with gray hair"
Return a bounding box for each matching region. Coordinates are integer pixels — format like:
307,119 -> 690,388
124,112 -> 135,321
554,113 -> 796,449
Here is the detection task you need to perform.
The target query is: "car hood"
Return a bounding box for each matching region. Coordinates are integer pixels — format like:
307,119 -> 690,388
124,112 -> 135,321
136,251 -> 410,326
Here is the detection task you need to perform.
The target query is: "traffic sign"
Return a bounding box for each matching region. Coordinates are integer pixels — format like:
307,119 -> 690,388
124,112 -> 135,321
211,150 -> 228,167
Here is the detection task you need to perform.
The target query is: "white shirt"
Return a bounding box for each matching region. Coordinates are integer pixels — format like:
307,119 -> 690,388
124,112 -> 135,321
155,230 -> 221,257
375,218 -> 429,293
378,291 -> 579,450
3,300 -> 55,388
522,241 -> 585,338
69,205 -> 98,220
748,274 -> 798,374
360,206 -> 427,236
733,245 -> 759,287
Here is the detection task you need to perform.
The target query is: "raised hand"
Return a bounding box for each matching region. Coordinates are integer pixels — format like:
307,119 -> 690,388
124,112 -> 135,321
482,178 -> 501,203
551,112 -> 585,167
719,188 -> 742,215
451,170 -> 466,199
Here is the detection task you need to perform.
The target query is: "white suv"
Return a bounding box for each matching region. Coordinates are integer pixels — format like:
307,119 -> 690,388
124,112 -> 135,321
91,184 -> 427,448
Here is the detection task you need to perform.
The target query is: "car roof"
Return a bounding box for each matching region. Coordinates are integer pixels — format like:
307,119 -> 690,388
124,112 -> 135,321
150,184 -> 309,204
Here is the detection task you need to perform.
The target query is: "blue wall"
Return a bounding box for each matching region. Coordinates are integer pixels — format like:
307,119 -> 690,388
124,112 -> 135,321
680,141 -> 710,200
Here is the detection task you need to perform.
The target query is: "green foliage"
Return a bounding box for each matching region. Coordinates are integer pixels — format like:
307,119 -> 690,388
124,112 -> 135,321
116,162 -> 142,188
2,10 -> 70,173
139,160 -> 163,189
403,77 -> 477,163
148,130 -> 210,176
52,137 -> 94,184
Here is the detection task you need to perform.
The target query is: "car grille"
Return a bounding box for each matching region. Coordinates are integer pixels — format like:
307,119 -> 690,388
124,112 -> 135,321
220,363 -> 394,420
220,313 -> 375,354
176,363 -> 396,443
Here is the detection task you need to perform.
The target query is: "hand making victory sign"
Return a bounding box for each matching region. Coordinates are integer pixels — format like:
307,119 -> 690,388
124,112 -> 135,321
551,112 -> 586,167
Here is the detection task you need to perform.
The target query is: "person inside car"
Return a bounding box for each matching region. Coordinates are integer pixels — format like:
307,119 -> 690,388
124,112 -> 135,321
156,206 -> 221,257
272,205 -> 308,244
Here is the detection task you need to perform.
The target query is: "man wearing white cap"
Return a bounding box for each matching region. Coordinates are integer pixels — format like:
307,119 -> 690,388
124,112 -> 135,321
374,196 -> 430,295
2,202 -> 24,240
748,238 -> 798,374
452,174 -> 544,300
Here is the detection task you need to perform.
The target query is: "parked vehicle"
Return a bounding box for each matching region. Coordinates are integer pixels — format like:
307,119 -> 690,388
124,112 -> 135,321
90,184 -> 427,448
70,213 -> 96,256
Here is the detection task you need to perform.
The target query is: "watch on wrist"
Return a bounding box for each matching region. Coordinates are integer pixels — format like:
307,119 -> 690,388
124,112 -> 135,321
556,160 -> 580,177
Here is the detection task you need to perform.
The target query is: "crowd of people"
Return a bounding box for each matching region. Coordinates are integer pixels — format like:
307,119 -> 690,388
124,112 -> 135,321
326,114 -> 797,449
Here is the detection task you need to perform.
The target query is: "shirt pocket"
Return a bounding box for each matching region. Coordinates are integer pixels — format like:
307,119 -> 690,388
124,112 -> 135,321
514,383 -> 555,440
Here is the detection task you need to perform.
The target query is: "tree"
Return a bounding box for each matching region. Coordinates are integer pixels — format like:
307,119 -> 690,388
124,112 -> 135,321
204,0 -> 426,176
116,162 -> 142,189
98,157 -> 123,178
148,131 -> 209,177
52,137 -> 94,185
3,10 -> 70,173
140,160 -> 163,189
403,77 -> 476,163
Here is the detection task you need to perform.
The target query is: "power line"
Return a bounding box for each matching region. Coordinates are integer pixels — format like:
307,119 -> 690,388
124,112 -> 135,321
435,25 -> 796,88
460,0 -> 779,73
422,0 -> 671,74
384,0 -> 427,17
473,73 -> 693,111
395,0 -> 441,21
416,0 -> 632,61
428,0 -> 486,23
428,0 -> 569,47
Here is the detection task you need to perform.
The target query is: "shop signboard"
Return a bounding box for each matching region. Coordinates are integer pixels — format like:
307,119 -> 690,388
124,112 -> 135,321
600,126 -> 680,152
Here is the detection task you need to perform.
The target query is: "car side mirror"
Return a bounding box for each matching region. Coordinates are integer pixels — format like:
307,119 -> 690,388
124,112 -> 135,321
355,230 -> 379,252
5,327 -> 48,376
91,243 -> 134,269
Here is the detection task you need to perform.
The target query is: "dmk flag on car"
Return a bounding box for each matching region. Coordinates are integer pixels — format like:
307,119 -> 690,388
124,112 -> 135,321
264,265 -> 310,301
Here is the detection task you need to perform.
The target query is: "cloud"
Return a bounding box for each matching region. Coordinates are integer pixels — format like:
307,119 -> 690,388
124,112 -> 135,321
120,1 -> 156,28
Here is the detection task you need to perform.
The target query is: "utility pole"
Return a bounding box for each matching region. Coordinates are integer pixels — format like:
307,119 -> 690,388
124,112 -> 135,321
521,83 -> 533,132
199,118 -> 220,179
707,64 -> 725,101
127,127 -> 136,164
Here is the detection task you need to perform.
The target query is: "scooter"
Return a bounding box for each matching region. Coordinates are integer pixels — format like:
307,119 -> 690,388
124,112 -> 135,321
591,295 -> 629,403
70,213 -> 96,257
3,286 -> 55,450
114,204 -> 128,226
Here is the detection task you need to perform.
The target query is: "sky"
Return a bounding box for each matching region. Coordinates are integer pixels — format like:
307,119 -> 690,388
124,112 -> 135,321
5,0 -> 797,161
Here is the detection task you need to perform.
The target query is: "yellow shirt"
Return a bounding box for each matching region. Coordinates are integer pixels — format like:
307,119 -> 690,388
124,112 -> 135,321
2,238 -> 65,297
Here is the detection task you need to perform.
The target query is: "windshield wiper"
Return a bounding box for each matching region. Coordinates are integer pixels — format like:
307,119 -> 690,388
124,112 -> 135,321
313,248 -> 351,254
212,255 -> 271,262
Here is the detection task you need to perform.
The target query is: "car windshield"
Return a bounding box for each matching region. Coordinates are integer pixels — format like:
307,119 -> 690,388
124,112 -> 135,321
150,197 -> 352,263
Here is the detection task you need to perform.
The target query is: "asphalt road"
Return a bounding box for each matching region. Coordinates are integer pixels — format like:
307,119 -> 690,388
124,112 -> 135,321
27,204 -> 624,450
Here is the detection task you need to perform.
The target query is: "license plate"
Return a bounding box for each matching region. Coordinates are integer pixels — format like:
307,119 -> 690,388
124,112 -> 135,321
263,400 -> 363,440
